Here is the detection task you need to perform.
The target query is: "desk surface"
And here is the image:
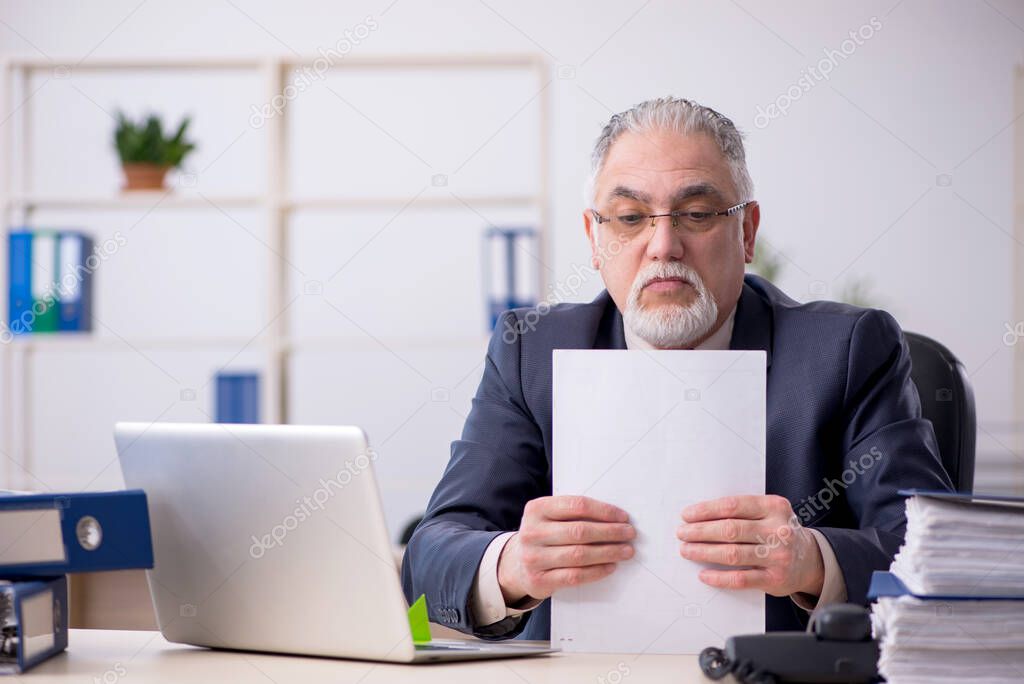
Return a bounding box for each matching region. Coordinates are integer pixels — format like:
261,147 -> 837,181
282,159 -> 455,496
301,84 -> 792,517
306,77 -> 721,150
28,630 -> 715,683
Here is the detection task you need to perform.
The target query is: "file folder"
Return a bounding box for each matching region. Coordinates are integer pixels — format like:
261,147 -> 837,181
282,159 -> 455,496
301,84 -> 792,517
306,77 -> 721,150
56,231 -> 93,332
868,571 -> 1024,602
215,372 -> 260,424
483,226 -> 537,329
6,231 -> 33,335
0,576 -> 68,674
0,490 -> 153,576
28,231 -> 58,333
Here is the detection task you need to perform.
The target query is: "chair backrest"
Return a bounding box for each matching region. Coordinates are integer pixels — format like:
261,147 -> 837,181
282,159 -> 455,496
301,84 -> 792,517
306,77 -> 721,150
904,331 -> 976,492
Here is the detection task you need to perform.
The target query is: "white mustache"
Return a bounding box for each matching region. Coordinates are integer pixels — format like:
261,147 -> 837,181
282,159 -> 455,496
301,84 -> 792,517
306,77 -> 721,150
631,264 -> 701,302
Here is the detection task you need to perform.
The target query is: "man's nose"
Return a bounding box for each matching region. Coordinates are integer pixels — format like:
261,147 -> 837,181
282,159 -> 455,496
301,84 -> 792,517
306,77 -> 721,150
644,216 -> 685,261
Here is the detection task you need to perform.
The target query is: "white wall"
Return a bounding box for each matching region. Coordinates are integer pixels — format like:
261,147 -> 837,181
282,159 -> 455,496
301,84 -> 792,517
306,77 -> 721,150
2,0 -> 1022,523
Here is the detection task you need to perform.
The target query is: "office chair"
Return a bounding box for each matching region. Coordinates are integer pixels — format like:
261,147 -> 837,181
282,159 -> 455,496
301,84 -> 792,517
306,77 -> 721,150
904,332 -> 976,493
399,516 -> 423,545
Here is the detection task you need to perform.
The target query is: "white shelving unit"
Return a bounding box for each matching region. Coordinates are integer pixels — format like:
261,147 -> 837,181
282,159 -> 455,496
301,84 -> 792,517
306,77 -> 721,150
1013,63 -> 1024,488
0,54 -> 550,491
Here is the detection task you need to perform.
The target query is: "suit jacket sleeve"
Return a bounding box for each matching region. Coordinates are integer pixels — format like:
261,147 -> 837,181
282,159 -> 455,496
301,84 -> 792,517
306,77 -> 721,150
815,309 -> 953,605
401,310 -> 547,638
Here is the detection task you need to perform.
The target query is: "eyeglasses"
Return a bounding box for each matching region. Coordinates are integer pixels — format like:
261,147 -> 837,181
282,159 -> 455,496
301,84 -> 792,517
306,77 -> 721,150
591,200 -> 755,240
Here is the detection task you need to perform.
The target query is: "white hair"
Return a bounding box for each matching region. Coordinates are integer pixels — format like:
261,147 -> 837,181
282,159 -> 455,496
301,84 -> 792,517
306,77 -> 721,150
584,96 -> 754,208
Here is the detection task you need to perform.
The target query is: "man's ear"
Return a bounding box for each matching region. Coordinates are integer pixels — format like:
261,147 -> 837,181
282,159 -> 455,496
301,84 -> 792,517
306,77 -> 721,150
742,201 -> 761,264
583,209 -> 601,270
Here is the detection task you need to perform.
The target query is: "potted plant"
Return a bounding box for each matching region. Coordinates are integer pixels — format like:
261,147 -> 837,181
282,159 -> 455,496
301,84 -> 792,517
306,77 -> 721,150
113,112 -> 196,191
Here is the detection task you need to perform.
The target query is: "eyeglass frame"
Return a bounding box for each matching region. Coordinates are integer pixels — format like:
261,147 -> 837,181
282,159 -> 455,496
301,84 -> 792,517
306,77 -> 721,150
590,200 -> 756,233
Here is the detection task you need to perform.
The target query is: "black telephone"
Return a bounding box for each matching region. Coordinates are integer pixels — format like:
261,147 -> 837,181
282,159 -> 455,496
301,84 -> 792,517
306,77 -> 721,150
698,603 -> 879,684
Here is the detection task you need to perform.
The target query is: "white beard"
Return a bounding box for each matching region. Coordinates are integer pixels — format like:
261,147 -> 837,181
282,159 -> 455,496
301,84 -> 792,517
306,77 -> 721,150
622,262 -> 719,348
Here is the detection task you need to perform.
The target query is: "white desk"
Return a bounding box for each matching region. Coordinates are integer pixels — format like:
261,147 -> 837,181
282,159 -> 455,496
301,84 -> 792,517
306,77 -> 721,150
27,629 -> 715,683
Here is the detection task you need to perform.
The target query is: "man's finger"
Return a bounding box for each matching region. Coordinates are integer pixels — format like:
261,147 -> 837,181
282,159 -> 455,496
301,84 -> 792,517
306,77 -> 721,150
542,562 -> 618,591
543,495 -> 630,523
696,568 -> 772,591
539,543 -> 634,570
681,495 -> 771,522
677,519 -> 772,544
679,541 -> 767,567
531,520 -> 635,546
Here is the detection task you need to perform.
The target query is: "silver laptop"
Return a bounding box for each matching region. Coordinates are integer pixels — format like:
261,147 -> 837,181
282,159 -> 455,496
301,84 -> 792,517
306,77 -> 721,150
114,422 -> 553,663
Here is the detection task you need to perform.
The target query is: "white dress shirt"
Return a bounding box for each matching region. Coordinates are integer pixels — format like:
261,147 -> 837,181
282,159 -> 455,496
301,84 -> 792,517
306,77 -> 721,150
470,304 -> 846,627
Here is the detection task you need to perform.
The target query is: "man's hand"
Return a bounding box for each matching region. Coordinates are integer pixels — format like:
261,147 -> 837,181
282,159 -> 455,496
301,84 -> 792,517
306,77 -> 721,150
676,495 -> 824,597
497,495 -> 636,603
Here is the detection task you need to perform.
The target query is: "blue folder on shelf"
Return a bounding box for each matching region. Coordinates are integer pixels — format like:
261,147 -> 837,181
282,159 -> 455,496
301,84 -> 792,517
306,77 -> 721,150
0,576 -> 68,674
7,230 -> 33,335
483,226 -> 537,330
215,372 -> 260,424
0,490 -> 154,576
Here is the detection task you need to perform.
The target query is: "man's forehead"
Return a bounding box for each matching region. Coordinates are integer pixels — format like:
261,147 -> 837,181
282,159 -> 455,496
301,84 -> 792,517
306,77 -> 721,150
596,130 -> 734,201
607,182 -> 725,205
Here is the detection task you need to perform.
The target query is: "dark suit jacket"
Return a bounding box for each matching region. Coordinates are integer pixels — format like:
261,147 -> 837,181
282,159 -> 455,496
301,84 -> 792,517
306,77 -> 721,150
401,274 -> 952,639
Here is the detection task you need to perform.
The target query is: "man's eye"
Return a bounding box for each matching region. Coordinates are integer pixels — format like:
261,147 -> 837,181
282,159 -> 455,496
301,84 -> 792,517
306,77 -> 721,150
686,212 -> 713,221
617,214 -> 646,226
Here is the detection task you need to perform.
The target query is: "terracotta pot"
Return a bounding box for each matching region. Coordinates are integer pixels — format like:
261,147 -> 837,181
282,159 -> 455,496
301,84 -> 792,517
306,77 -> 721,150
121,163 -> 170,191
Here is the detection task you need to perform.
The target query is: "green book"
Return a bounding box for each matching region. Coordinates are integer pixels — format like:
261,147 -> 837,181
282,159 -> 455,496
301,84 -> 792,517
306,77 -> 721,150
29,230 -> 59,333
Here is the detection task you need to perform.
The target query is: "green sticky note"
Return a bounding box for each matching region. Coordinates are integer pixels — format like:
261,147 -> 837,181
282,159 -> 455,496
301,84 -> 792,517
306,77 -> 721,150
408,594 -> 431,644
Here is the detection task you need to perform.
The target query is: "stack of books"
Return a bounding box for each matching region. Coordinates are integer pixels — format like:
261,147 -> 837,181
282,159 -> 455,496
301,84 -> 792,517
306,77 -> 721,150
0,491 -> 153,673
870,490 -> 1024,684
7,229 -> 94,336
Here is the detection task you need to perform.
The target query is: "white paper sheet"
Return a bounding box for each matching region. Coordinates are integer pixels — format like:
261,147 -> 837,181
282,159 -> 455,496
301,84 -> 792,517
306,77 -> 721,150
552,349 -> 767,654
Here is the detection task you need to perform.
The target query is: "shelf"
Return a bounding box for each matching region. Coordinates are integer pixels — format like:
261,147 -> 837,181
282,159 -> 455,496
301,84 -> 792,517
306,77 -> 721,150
286,194 -> 539,210
3,194 -> 540,213
5,194 -> 266,211
3,334 -> 491,353
4,335 -> 275,352
1,53 -> 550,489
5,57 -> 266,70
4,54 -> 545,71
283,335 -> 491,352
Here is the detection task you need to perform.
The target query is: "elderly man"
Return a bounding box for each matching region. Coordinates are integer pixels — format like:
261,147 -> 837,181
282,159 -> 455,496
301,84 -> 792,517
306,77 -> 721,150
401,97 -> 951,639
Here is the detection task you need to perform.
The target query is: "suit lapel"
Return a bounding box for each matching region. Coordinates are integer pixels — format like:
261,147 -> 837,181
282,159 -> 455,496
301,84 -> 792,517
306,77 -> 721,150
729,280 -> 774,367
592,292 -> 627,350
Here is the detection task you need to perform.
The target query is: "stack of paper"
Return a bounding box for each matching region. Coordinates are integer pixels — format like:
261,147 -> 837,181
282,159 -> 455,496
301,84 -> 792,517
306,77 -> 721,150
873,595 -> 1024,683
871,491 -> 1024,684
892,494 -> 1024,596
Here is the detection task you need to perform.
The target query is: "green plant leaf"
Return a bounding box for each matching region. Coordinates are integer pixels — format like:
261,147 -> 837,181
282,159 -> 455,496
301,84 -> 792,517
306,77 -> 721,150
113,111 -> 197,167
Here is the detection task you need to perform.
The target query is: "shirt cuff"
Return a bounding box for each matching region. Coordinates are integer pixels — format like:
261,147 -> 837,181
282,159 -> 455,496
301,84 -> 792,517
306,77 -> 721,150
791,528 -> 848,612
470,531 -> 542,627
